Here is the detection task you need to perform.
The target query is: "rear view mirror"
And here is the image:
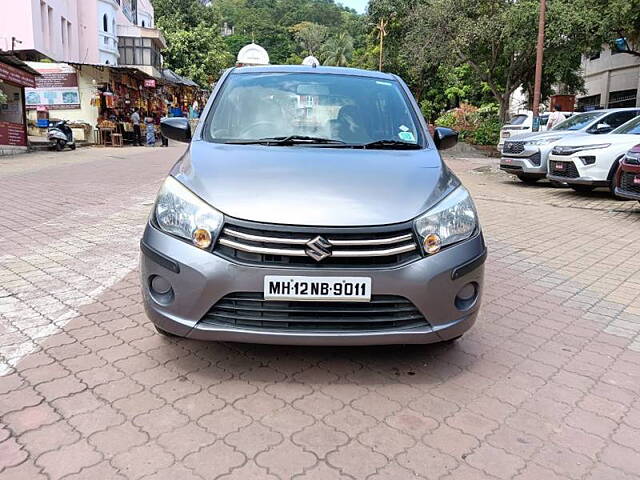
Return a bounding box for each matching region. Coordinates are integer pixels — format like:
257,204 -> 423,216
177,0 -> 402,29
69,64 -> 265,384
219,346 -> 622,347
161,117 -> 191,143
433,127 -> 458,150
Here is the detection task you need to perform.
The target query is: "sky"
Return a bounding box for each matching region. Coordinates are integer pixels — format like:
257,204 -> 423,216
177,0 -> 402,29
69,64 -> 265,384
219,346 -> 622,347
338,0 -> 368,14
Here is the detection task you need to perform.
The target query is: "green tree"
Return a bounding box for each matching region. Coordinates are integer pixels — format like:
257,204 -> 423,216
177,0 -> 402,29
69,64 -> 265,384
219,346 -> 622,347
161,23 -> 234,86
404,0 -> 586,121
290,22 -> 328,57
321,32 -> 354,66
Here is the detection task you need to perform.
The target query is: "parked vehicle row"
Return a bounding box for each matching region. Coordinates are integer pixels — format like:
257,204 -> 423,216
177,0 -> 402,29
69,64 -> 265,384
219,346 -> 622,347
499,108 -> 640,201
497,109 -> 574,152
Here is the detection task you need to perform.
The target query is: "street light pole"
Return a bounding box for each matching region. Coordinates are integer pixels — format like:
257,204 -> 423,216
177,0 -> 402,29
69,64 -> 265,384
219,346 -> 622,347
532,0 -> 546,132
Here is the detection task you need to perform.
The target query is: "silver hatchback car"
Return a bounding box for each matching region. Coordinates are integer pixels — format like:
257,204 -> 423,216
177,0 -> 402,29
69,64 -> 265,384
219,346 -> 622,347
140,65 -> 486,346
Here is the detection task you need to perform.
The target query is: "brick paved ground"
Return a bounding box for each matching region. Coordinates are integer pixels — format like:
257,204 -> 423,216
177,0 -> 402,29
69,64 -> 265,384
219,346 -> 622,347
1,144 -> 639,479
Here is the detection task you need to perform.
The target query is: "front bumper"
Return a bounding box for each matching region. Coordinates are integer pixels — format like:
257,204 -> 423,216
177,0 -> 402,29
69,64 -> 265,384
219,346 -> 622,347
546,155 -> 610,186
500,147 -> 546,176
615,163 -> 640,200
140,223 -> 486,345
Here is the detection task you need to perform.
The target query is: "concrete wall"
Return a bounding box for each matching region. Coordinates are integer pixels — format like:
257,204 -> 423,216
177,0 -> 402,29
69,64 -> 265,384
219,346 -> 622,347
579,46 -> 640,107
0,0 -> 80,62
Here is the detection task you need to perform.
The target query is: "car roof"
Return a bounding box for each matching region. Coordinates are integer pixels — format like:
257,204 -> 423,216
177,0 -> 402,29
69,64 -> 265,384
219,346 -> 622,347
229,64 -> 397,80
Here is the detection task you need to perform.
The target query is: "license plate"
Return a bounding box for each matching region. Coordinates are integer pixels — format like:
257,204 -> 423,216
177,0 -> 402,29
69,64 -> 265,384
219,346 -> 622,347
555,163 -> 565,171
634,176 -> 640,185
502,132 -> 510,138
264,276 -> 372,302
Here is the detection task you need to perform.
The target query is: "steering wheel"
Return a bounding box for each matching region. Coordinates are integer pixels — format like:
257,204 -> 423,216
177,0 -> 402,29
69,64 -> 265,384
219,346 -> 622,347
238,121 -> 275,138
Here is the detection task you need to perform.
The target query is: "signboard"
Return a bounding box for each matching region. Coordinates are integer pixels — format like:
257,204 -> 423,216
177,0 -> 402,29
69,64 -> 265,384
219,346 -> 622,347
0,121 -> 27,147
0,62 -> 36,87
24,62 -> 80,110
144,79 -> 156,88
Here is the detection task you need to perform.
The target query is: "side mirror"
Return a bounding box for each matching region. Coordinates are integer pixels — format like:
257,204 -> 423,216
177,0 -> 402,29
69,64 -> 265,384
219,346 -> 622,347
433,127 -> 458,150
595,122 -> 611,133
161,117 -> 191,143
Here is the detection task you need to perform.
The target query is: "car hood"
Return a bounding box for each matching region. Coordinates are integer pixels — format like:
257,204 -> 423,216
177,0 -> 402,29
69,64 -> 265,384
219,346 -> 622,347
553,133 -> 640,147
171,141 -> 458,227
506,130 -> 587,142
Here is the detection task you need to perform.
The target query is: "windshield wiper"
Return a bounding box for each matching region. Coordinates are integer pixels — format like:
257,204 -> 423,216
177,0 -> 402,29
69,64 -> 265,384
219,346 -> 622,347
353,139 -> 422,150
224,135 -> 345,146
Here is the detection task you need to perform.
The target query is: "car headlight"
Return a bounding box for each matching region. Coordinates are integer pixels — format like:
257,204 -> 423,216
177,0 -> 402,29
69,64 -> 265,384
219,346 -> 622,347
525,136 -> 563,146
415,186 -> 478,254
155,176 -> 223,249
552,144 -> 611,155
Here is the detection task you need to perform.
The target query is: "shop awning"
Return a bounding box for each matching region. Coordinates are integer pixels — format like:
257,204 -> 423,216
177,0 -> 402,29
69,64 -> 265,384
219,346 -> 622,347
0,51 -> 39,87
161,68 -> 199,88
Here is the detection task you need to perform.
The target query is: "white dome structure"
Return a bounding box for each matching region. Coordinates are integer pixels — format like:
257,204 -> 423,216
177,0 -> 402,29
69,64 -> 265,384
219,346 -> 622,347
236,43 -> 270,66
302,56 -> 320,67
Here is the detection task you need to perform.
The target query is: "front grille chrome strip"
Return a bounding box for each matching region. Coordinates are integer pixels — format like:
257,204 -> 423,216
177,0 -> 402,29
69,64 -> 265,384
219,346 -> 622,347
219,238 -> 417,257
223,228 -> 309,245
219,238 -> 308,256
222,228 -> 414,247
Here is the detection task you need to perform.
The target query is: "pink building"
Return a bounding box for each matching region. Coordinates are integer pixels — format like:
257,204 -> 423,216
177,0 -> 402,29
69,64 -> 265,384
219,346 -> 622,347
0,0 -> 163,76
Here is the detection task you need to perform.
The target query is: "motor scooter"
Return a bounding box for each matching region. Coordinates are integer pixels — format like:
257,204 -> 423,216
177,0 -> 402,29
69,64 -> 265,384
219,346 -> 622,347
47,120 -> 76,151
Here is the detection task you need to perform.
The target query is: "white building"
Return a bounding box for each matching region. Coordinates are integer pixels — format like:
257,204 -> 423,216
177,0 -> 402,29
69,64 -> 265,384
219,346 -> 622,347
0,0 -> 164,77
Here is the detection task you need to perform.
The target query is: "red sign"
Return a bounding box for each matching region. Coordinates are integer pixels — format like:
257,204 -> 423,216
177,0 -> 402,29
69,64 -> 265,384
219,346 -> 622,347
0,62 -> 36,87
0,122 -> 27,147
144,79 -> 156,88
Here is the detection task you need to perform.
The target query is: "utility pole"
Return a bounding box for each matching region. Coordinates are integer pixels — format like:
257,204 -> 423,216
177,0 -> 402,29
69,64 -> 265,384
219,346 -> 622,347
532,0 -> 546,132
376,18 -> 388,71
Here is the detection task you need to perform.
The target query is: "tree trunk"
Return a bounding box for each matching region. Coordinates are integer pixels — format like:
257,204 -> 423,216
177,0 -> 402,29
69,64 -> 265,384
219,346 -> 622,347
498,95 -> 510,123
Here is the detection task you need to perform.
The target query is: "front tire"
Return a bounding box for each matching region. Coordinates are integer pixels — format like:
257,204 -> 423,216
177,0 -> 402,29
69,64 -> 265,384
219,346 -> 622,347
570,185 -> 595,193
55,140 -> 64,151
69,143 -> 76,151
516,174 -> 540,184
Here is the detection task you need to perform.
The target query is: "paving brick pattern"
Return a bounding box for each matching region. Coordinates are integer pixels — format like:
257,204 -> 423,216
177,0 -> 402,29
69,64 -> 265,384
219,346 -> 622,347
1,145 -> 639,479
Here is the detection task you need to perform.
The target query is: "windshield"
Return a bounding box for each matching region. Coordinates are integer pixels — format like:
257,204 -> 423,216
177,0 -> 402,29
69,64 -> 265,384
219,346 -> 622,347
612,115 -> 640,135
552,111 -> 602,131
204,72 -> 422,146
507,114 -> 528,126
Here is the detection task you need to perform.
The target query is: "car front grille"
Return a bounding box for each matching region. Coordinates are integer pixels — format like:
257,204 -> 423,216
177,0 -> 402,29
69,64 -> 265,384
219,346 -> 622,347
200,293 -> 430,332
620,172 -> 640,195
214,220 -> 421,268
549,161 -> 579,178
503,141 -> 525,154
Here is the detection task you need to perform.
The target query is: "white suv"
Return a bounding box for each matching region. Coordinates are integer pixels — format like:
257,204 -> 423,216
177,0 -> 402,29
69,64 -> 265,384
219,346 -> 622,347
497,110 -> 573,152
547,115 -> 640,195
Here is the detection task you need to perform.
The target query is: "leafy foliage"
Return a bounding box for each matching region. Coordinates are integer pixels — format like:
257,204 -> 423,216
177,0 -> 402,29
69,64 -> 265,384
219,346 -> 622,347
322,33 -> 354,66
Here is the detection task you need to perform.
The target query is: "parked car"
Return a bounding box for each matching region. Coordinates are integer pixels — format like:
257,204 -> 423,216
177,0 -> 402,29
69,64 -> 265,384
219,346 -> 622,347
140,65 -> 486,346
500,108 -> 640,184
547,114 -> 640,195
614,144 -> 640,203
497,110 -> 573,152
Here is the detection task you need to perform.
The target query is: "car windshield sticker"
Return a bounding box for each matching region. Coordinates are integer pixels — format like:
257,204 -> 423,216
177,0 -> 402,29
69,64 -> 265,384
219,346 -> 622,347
398,131 -> 415,142
399,125 -> 409,132
376,81 -> 392,86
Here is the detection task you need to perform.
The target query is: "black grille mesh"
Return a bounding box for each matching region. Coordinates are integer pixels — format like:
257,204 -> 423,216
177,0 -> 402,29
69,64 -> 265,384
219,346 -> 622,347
200,293 -> 429,332
549,161 -> 579,179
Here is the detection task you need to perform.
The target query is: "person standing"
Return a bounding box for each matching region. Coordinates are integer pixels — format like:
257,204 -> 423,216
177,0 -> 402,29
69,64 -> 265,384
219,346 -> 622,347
131,108 -> 142,146
546,104 -> 566,130
144,113 -> 156,146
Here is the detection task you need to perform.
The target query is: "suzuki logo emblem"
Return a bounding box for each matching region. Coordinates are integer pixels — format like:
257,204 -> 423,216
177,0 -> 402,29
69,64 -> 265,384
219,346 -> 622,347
305,236 -> 333,262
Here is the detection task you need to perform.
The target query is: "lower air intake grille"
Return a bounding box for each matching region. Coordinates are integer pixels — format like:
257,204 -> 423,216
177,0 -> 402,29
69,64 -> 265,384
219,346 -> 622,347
620,172 -> 640,195
549,161 -> 579,178
200,293 -> 429,332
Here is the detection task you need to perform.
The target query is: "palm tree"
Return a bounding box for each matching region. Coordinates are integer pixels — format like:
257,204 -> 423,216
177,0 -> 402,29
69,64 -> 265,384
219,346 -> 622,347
321,33 -> 354,67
